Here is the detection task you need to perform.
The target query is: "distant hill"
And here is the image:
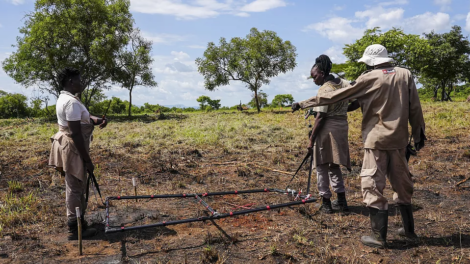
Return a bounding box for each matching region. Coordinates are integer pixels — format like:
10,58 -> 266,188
164,104 -> 199,109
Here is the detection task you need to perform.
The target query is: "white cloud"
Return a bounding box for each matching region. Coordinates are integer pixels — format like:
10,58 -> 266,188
303,17 -> 364,44
141,31 -> 187,45
404,12 -> 451,34
170,51 -> 190,61
165,61 -> 194,72
10,0 -> 24,5
188,45 -> 206,49
235,12 -> 250,17
324,46 -> 347,64
130,0 -> 287,20
454,14 -> 467,21
380,0 -> 408,6
240,0 -> 286,12
466,12 -> 470,32
434,0 -> 452,11
355,7 -> 404,29
333,4 -> 345,11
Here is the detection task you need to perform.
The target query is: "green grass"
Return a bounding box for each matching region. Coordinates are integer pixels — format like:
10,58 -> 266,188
0,192 -> 38,229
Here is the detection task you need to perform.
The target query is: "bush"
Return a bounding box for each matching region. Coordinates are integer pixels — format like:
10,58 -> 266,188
0,91 -> 29,118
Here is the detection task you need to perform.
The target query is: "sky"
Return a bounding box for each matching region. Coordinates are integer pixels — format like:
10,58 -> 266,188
1,0 -> 470,108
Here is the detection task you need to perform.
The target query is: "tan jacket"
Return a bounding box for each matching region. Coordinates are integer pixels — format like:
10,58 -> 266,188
49,124 -> 94,181
299,66 -> 425,150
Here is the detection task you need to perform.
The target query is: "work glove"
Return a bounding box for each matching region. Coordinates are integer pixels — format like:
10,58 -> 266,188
414,130 -> 427,151
414,141 -> 424,151
291,102 -> 301,112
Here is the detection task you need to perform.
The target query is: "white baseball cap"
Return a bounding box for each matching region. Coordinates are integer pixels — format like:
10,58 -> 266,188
358,44 -> 394,66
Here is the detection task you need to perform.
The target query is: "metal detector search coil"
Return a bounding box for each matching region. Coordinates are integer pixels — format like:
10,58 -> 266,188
104,188 -> 316,233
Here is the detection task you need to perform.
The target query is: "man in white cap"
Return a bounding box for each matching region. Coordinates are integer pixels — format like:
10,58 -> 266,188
292,44 -> 426,249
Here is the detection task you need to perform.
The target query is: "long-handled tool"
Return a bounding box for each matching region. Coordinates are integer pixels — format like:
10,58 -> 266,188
285,152 -> 311,189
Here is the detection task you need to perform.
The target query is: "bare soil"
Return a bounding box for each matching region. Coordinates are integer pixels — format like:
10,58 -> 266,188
1,106 -> 470,263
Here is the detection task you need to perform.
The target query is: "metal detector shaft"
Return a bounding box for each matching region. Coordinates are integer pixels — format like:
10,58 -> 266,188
306,153 -> 313,195
105,198 -> 316,233
107,188 -> 278,200
194,194 -> 217,215
286,152 -> 311,189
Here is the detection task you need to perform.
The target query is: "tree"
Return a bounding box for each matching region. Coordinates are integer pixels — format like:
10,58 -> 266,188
331,64 -> 348,79
208,99 -> 221,110
113,28 -> 157,117
0,90 -> 29,118
271,94 -> 294,107
197,95 -> 212,110
196,95 -> 221,110
109,97 -> 126,114
196,27 -> 297,113
342,27 -> 431,80
248,91 -> 268,109
420,26 -> 470,101
2,0 -> 133,107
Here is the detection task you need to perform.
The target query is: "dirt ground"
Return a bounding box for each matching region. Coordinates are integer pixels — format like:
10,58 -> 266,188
1,104 -> 470,263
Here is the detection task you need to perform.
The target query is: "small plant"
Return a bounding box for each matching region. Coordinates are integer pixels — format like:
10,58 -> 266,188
293,234 -> 308,245
269,244 -> 278,255
8,181 -> 23,193
202,245 -> 218,263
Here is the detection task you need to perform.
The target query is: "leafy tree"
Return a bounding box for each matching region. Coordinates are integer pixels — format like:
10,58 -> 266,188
420,26 -> 470,101
248,91 -> 268,109
271,94 -> 294,107
197,95 -> 212,110
196,27 -> 297,113
196,95 -> 221,110
113,28 -> 157,117
2,0 -> 133,107
331,63 -> 348,79
342,27 -> 430,80
0,91 -> 29,118
208,99 -> 221,110
109,97 -> 126,114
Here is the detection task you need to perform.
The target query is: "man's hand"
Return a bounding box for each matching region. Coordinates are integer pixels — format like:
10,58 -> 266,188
307,141 -> 314,155
99,115 -> 108,129
415,141 -> 424,151
84,161 -> 94,173
291,102 -> 301,112
415,130 -> 426,151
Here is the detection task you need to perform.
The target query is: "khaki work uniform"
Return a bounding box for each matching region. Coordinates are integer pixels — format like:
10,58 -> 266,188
49,92 -> 94,220
312,79 -> 351,199
300,66 -> 425,210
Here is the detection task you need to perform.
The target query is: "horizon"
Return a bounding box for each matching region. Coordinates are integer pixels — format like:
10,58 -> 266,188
1,0 -> 470,107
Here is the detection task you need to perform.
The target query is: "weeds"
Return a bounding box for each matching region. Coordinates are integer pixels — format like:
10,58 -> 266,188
0,192 -> 38,228
8,181 -> 23,193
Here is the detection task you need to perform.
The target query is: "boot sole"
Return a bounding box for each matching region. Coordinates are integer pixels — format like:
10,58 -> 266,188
361,240 -> 386,249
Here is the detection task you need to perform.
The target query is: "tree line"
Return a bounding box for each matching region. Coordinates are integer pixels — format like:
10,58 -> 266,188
2,0 -> 156,117
334,26 -> 470,102
2,0 -> 469,116
0,89 -> 298,118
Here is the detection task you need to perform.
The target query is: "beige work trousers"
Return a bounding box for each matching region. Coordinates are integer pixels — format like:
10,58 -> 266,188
65,172 -> 87,221
360,148 -> 413,210
316,163 -> 345,199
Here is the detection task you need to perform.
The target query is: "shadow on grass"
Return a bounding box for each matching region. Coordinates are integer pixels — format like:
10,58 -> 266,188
91,223 -> 177,243
387,234 -> 470,249
348,204 -> 424,217
107,113 -> 188,123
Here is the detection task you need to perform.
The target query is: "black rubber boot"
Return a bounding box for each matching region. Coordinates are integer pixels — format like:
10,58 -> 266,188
320,197 -> 334,214
398,204 -> 418,239
67,219 -> 97,241
361,208 -> 388,249
332,192 -> 350,212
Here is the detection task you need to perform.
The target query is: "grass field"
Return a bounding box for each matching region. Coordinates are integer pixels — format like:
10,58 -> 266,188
1,102 -> 470,263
